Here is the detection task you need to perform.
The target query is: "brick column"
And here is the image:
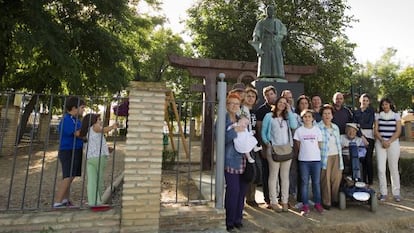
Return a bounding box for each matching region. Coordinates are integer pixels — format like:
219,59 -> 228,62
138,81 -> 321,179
121,81 -> 167,233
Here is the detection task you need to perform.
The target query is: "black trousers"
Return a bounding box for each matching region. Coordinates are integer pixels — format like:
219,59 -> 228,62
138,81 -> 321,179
361,138 -> 375,185
260,152 -> 270,204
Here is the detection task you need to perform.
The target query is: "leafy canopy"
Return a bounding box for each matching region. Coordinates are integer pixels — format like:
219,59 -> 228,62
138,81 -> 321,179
186,0 -> 357,101
0,0 -> 160,96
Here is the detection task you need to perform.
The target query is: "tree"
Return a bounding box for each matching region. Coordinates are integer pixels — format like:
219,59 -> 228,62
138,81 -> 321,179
354,48 -> 414,111
139,28 -> 186,82
186,0 -> 261,61
348,63 -> 380,110
387,66 -> 414,110
186,0 -> 357,101
0,0 -> 171,95
0,0 -> 161,141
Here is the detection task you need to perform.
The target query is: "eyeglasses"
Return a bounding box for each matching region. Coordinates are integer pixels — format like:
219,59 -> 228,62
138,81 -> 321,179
227,102 -> 240,106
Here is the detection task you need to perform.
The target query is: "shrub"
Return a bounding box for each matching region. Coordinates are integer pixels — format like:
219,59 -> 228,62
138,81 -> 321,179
162,150 -> 177,170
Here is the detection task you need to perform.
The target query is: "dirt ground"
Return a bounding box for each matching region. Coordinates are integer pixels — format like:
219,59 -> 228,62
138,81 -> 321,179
2,140 -> 414,233
0,142 -> 124,210
234,141 -> 414,233
237,183 -> 414,233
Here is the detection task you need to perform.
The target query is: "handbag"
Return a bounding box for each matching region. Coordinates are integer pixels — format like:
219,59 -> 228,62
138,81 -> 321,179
271,144 -> 293,162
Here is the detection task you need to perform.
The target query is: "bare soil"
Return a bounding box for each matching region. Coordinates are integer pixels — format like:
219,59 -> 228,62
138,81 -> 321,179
0,142 -> 124,210
1,140 -> 414,233
237,141 -> 414,233
0,141 -> 199,211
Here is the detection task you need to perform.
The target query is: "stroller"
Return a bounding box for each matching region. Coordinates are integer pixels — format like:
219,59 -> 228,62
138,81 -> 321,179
339,141 -> 377,212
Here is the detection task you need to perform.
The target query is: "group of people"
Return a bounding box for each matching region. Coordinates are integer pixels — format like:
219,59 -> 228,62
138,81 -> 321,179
53,96 -> 118,208
222,84 -> 402,231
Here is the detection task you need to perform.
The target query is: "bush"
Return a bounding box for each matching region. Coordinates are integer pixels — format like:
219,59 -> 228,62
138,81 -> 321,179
162,150 -> 177,170
400,158 -> 414,186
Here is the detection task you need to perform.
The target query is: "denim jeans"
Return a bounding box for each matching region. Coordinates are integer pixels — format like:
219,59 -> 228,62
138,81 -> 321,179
299,161 -> 322,205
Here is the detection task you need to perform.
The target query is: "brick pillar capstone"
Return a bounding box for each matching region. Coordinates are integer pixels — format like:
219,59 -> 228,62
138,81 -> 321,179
121,81 -> 167,233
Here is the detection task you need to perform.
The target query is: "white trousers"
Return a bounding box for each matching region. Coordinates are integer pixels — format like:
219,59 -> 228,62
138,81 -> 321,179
375,139 -> 400,196
267,147 -> 291,204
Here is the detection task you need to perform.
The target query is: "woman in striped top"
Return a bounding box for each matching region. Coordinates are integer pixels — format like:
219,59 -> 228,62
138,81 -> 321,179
374,97 -> 402,202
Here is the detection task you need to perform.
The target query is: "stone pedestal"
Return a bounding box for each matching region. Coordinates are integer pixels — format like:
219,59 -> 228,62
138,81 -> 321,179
253,80 -> 305,106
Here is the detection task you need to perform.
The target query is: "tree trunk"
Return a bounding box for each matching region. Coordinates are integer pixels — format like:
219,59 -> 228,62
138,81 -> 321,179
16,95 -> 38,144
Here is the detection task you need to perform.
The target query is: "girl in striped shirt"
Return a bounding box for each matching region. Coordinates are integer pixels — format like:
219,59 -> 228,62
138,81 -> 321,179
374,97 -> 402,202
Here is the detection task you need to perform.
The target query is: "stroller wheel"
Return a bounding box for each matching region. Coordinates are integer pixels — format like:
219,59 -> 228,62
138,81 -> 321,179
370,192 -> 378,212
339,191 -> 346,210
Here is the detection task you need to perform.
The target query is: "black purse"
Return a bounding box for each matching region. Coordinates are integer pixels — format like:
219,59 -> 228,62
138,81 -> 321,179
242,151 -> 262,184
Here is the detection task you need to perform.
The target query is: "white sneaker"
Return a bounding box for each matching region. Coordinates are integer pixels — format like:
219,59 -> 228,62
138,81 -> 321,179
253,146 -> 262,152
295,202 -> 303,210
247,157 -> 255,163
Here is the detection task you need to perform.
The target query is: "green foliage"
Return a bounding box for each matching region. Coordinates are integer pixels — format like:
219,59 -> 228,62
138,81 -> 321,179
162,149 -> 177,170
400,158 -> 414,187
186,0 -> 357,101
358,48 -> 414,110
350,63 -> 381,110
186,0 -> 260,61
0,0 -> 160,96
395,67 -> 414,110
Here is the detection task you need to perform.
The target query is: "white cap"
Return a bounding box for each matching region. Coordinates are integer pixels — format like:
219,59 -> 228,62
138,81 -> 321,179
346,123 -> 358,130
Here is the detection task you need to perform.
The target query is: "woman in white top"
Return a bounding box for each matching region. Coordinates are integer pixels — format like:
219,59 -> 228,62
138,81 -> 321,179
261,97 -> 297,212
80,114 -> 118,206
374,97 -> 402,202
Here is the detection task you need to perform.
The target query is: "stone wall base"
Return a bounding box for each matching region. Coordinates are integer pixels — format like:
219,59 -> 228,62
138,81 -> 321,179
0,209 -> 121,233
159,204 -> 225,232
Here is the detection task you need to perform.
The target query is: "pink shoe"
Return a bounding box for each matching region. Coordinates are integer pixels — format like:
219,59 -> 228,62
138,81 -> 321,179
301,204 -> 310,215
314,203 -> 324,213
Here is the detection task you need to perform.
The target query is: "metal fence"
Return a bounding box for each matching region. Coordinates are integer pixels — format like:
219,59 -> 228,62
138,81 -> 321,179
161,97 -> 216,205
0,91 -> 218,211
0,92 -> 125,212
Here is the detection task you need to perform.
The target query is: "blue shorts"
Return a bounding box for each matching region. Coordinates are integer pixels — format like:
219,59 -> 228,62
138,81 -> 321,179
58,149 -> 83,178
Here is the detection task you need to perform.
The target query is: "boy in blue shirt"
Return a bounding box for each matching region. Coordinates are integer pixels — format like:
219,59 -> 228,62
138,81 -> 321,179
53,96 -> 86,208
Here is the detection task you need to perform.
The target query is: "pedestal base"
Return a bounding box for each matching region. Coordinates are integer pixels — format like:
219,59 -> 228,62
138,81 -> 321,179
252,80 -> 305,107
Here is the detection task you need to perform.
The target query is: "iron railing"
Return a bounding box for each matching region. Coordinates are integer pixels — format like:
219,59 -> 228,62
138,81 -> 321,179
0,91 -> 217,211
0,92 -> 125,212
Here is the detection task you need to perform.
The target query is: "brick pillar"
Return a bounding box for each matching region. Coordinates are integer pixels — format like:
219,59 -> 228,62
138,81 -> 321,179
121,81 -> 167,233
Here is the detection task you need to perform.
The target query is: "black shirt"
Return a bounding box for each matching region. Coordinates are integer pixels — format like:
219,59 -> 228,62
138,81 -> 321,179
255,102 -> 272,122
332,106 -> 353,134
